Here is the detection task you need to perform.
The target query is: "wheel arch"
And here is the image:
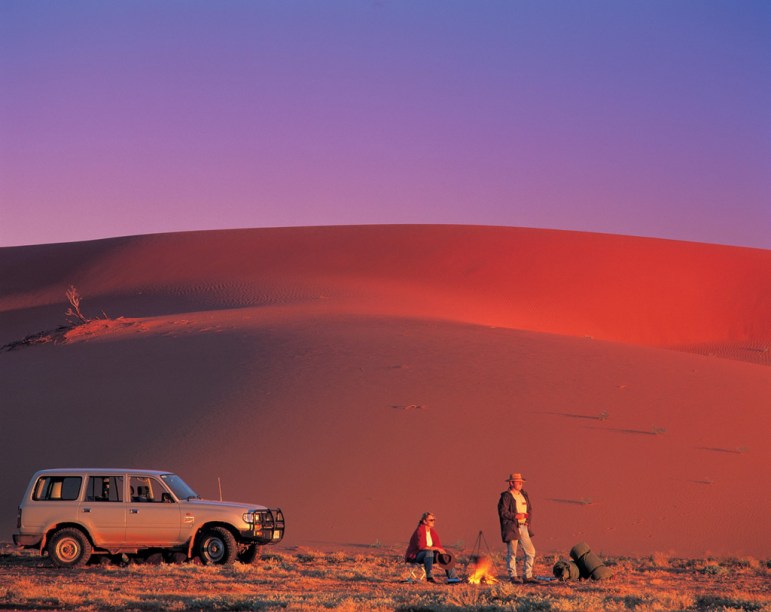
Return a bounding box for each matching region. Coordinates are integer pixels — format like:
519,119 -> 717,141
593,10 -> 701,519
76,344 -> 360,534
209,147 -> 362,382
42,522 -> 94,553
187,521 -> 240,558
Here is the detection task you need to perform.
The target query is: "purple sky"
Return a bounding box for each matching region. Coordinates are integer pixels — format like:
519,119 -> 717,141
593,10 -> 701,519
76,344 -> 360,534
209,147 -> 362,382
2,1 -> 769,249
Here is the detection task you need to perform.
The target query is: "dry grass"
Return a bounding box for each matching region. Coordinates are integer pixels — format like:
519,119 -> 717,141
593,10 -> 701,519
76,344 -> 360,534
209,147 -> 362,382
1,544 -> 769,611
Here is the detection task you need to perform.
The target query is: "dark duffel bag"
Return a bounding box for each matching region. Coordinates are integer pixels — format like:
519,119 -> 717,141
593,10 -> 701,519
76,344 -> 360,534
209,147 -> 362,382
552,559 -> 581,581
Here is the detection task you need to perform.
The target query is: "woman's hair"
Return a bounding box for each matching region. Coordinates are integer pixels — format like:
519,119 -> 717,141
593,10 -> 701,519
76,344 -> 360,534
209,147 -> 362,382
419,512 -> 433,525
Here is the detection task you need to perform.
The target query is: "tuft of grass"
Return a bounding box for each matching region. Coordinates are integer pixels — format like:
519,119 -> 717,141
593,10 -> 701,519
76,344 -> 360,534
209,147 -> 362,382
650,551 -> 670,568
700,563 -> 729,576
294,549 -> 324,564
730,556 -> 761,570
695,594 -> 766,611
326,551 -> 348,564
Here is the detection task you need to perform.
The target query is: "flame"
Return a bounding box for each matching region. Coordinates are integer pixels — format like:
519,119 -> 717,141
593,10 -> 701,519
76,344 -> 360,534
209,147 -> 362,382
467,556 -> 498,584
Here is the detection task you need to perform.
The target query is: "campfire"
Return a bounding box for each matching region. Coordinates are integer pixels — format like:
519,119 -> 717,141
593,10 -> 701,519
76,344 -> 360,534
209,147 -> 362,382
467,554 -> 498,584
467,531 -> 498,584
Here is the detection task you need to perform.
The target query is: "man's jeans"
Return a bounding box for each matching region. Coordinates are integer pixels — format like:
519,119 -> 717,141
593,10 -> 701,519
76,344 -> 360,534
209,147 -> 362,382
415,550 -> 458,580
506,525 -> 536,578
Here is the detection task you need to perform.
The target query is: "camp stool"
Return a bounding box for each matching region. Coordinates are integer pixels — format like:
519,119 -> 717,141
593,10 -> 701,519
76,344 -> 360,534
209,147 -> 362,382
405,561 -> 426,582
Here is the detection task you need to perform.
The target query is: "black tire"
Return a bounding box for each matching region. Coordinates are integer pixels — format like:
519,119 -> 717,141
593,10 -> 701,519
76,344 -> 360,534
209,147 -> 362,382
237,543 -> 262,564
197,527 -> 237,565
569,542 -> 591,562
47,528 -> 92,568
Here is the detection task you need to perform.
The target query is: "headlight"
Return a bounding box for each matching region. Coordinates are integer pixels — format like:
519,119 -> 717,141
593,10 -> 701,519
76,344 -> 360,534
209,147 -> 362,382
242,510 -> 265,531
242,511 -> 262,525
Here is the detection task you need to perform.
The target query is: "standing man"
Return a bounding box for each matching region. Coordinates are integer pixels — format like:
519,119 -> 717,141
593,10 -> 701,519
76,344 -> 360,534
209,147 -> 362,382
498,472 -> 536,583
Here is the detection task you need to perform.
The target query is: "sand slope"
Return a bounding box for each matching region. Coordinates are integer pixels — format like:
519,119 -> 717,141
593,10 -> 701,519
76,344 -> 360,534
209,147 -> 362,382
1,225 -> 769,557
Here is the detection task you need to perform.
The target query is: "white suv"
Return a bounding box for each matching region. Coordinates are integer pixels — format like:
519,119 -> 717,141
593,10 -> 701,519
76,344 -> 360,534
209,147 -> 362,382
13,468 -> 285,567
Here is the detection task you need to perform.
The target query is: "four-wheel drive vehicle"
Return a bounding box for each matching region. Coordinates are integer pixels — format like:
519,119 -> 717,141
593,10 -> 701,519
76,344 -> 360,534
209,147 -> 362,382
13,468 -> 284,567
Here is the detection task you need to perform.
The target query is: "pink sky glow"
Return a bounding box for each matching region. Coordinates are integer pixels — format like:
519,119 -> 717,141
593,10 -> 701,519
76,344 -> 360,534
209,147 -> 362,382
1,1 -> 769,248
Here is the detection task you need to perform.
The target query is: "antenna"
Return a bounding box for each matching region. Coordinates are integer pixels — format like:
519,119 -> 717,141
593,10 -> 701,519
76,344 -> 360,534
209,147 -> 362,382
217,477 -> 223,502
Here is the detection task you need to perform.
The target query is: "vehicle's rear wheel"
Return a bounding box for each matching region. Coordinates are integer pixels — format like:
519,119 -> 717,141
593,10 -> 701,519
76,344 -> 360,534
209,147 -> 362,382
197,527 -> 237,565
47,528 -> 92,568
237,543 -> 262,564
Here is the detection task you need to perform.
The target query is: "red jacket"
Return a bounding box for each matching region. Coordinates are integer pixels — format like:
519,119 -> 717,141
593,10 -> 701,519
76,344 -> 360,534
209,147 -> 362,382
405,524 -> 443,561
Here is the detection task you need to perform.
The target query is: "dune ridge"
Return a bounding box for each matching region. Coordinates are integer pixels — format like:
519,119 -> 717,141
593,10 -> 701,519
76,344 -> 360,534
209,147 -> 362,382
1,225 -> 769,557
2,225 -> 770,352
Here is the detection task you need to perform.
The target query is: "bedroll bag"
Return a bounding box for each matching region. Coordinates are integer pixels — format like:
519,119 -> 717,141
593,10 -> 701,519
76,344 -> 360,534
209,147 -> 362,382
569,541 -> 611,581
552,559 -> 581,581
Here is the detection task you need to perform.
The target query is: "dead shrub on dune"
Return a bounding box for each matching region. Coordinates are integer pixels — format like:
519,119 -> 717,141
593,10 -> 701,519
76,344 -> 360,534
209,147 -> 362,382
64,285 -> 90,325
2,285 -> 117,352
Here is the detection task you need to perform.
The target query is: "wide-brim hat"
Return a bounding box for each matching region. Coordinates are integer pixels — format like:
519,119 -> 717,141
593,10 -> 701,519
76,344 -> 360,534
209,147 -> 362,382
505,472 -> 526,482
433,550 -> 456,570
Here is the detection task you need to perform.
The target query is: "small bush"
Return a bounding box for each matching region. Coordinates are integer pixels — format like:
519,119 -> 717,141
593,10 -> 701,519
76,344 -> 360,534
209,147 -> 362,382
699,563 -> 727,576
650,551 -> 670,567
295,550 -> 323,563
696,595 -> 765,611
327,551 -> 349,565
733,556 -> 760,569
65,285 -> 90,325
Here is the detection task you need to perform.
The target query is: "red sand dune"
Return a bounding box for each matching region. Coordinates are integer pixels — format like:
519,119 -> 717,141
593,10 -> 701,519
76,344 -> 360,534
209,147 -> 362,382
1,225 -> 769,558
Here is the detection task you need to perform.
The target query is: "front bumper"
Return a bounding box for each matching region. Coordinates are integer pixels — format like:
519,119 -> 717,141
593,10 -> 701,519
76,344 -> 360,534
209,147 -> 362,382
13,533 -> 42,548
240,508 -> 285,545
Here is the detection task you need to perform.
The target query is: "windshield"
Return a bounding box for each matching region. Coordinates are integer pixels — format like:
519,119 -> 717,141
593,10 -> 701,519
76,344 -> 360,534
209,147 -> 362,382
160,474 -> 200,500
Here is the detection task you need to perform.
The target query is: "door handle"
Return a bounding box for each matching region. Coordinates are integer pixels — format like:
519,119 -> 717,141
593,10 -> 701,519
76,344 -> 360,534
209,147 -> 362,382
82,508 -> 91,513
130,509 -> 139,514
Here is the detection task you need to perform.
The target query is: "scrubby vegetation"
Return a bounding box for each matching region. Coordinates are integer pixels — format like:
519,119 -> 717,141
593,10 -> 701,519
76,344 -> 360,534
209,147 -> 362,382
64,285 -> 90,325
1,544 -> 768,611
1,285 -> 128,352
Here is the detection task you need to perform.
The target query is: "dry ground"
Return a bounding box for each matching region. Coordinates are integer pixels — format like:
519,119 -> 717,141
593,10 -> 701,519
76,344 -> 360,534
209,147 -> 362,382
0,544 -> 768,611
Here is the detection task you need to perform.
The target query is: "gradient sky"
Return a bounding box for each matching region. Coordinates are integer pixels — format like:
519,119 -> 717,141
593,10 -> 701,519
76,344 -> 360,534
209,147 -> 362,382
1,1 -> 769,248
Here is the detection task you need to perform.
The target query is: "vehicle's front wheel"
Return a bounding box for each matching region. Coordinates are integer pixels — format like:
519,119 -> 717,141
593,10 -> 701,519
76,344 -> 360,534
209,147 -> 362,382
197,527 -> 237,565
47,528 -> 93,568
237,543 -> 262,564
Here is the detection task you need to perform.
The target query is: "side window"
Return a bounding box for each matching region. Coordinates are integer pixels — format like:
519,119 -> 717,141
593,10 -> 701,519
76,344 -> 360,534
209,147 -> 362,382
32,476 -> 82,501
130,476 -> 173,503
85,476 -> 124,502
